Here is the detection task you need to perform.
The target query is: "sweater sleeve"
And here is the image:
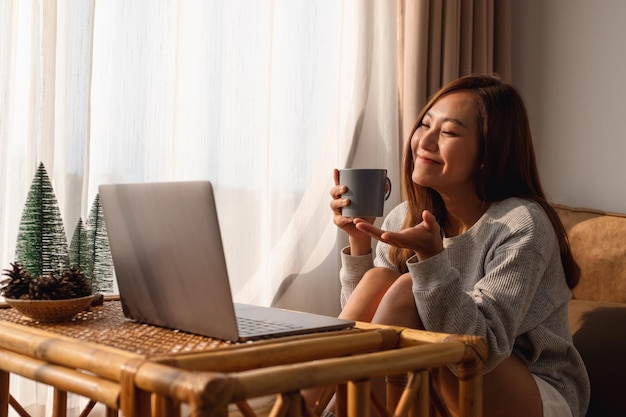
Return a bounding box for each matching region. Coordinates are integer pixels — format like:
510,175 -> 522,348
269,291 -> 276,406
339,247 -> 374,308
338,202 -> 408,308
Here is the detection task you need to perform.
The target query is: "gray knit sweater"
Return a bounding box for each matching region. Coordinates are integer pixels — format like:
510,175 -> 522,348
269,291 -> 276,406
340,197 -> 590,417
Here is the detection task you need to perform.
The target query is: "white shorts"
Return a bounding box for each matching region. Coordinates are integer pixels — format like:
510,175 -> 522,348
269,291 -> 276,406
532,375 -> 573,417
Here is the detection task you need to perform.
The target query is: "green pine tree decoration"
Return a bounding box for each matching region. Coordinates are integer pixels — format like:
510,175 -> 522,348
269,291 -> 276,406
14,162 -> 69,278
4,163 -> 96,305
69,218 -> 94,284
85,194 -> 114,293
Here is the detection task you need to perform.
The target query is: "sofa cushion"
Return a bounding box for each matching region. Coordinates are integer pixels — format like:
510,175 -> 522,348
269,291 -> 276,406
568,299 -> 626,417
553,204 -> 626,303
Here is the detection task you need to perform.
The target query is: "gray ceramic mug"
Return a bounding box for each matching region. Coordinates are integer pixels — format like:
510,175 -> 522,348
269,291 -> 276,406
339,168 -> 392,218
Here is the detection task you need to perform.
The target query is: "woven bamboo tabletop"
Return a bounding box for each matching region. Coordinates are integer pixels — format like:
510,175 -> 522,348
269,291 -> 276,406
0,299 -> 231,355
0,299 -> 487,417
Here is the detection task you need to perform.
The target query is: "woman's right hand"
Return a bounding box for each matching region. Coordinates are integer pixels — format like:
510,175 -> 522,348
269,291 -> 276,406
330,168 -> 375,255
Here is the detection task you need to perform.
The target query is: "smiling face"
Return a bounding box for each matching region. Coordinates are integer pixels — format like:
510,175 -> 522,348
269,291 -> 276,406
410,91 -> 482,198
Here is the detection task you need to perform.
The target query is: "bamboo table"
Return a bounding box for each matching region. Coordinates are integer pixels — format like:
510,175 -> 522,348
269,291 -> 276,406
0,299 -> 486,417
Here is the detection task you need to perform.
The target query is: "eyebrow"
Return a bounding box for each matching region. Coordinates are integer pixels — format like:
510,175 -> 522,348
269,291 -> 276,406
424,111 -> 468,128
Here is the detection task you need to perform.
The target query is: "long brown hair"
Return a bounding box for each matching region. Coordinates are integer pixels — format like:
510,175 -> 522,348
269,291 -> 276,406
389,74 -> 579,289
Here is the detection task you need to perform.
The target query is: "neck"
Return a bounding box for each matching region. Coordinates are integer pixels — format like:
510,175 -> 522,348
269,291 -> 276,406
441,195 -> 488,237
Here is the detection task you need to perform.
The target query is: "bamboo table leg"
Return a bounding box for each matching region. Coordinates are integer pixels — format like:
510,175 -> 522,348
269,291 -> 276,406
311,385 -> 335,416
77,400 -> 97,417
413,371 -> 429,417
386,373 -> 408,412
268,394 -> 287,417
334,384 -> 347,417
441,334 -> 487,417
0,371 -> 8,417
52,389 -> 67,417
120,359 -> 152,417
153,395 -> 180,417
283,392 -> 302,417
347,380 -> 369,417
391,371 -> 422,417
458,371 -> 483,417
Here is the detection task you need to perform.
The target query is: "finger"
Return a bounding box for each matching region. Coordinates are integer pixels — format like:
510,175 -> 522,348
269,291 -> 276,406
330,196 -> 349,212
421,210 -> 440,232
335,216 -> 355,228
330,184 -> 347,199
379,230 -> 408,246
333,168 -> 340,185
354,219 -> 384,239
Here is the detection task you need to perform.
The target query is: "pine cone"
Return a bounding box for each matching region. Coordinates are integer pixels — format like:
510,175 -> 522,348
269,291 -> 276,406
29,272 -> 63,300
61,267 -> 92,298
1,262 -> 32,299
28,267 -> 92,300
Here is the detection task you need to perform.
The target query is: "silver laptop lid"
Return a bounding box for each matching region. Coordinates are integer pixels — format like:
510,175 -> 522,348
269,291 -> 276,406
99,181 -> 240,341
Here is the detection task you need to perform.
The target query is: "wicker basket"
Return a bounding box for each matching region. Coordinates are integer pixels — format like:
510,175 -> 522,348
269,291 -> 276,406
4,295 -> 95,322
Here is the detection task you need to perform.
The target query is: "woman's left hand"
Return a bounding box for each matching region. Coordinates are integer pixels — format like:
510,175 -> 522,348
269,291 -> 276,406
353,210 -> 444,261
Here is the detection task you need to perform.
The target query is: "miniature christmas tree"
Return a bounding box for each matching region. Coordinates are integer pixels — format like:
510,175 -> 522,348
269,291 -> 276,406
4,163 -> 96,306
85,194 -> 114,293
14,163 -> 69,278
69,218 -> 94,283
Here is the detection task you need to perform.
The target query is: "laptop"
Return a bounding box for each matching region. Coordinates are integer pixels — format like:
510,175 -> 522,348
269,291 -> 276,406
98,181 -> 354,342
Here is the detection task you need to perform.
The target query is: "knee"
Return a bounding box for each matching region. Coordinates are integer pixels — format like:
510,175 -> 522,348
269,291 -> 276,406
372,273 -> 422,329
339,267 -> 400,322
360,267 -> 400,286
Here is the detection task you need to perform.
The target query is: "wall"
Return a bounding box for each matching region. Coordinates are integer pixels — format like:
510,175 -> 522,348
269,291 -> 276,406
511,0 -> 626,213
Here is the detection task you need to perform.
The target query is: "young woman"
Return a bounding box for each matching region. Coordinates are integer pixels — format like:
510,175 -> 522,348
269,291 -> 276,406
330,74 -> 590,417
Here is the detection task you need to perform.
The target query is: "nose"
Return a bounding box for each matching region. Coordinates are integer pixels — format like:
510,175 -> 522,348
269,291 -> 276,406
413,128 -> 438,152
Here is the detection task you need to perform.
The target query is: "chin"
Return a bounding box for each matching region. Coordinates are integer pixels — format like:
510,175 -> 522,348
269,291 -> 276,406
412,172 -> 431,187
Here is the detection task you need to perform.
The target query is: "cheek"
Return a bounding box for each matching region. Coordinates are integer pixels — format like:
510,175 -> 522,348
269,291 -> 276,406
443,148 -> 479,177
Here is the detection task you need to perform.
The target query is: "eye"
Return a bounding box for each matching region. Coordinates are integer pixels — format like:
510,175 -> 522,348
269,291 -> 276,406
442,130 -> 458,137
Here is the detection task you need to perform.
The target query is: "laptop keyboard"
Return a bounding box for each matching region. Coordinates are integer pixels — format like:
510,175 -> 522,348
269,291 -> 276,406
237,316 -> 303,335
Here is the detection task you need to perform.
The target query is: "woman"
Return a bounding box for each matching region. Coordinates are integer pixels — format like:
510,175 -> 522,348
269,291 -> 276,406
330,74 -> 590,417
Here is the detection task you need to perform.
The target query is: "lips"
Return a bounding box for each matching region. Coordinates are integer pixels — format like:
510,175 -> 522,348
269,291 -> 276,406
416,154 -> 441,165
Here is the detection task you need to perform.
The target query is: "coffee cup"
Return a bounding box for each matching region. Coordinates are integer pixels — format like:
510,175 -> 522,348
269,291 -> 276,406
339,168 -> 392,218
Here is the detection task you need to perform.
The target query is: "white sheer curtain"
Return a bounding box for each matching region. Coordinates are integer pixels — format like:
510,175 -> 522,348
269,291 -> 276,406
1,1 -> 399,415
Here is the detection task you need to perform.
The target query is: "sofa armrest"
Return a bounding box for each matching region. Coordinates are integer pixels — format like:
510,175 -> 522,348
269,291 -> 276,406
553,204 -> 626,303
568,299 -> 626,417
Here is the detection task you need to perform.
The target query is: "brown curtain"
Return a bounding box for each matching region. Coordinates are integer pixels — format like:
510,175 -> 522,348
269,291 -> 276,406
397,0 -> 512,147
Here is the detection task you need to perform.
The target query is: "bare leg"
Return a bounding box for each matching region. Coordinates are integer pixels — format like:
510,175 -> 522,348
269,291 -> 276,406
302,267 -> 400,412
432,354 -> 542,417
369,274 -> 421,411
371,275 -> 543,417
371,273 -> 422,328
338,267 -> 401,321
315,273 -> 419,414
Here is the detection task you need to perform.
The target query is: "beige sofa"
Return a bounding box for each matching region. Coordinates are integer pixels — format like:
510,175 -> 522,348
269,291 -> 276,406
553,204 -> 626,417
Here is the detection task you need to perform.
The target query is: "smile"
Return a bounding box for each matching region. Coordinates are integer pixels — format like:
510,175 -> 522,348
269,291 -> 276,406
416,154 -> 441,165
